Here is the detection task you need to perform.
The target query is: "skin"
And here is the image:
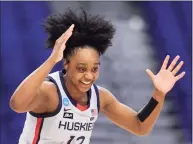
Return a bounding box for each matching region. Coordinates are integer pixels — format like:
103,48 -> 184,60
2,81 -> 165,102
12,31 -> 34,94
10,24 -> 185,136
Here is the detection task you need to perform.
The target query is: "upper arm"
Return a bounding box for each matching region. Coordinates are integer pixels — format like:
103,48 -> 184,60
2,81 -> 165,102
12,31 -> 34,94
99,86 -> 141,135
27,80 -> 58,113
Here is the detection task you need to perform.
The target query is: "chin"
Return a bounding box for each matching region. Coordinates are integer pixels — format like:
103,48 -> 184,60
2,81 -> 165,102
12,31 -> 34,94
77,83 -> 92,93
78,86 -> 91,93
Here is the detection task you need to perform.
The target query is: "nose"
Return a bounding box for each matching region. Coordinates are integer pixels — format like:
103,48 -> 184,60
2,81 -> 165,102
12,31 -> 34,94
84,72 -> 94,81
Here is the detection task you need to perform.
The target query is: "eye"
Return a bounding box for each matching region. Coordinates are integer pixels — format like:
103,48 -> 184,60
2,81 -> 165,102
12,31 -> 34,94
77,67 -> 86,73
92,67 -> 99,73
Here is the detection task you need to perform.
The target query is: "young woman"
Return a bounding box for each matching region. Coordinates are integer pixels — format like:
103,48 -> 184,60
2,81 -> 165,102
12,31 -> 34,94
10,8 -> 185,144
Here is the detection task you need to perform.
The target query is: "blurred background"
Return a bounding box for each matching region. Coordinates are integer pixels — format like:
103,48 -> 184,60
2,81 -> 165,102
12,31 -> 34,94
0,1 -> 192,144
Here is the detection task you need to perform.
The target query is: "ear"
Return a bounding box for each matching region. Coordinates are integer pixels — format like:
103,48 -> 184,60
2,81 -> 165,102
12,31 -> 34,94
64,64 -> 68,70
63,60 -> 69,70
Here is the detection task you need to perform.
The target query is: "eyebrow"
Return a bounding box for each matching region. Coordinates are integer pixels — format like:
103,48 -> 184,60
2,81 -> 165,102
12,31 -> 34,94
76,62 -> 100,66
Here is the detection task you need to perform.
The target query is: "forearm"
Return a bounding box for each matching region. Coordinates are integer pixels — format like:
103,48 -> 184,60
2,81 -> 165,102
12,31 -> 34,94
10,57 -> 56,109
137,90 -> 165,134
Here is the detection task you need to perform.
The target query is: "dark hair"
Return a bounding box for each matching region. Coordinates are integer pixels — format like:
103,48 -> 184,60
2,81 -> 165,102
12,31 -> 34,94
42,8 -> 115,62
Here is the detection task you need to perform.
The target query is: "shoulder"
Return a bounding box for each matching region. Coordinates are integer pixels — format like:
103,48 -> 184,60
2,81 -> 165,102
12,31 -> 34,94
40,79 -> 57,95
96,85 -> 112,97
95,85 -> 117,110
38,79 -> 59,106
30,80 -> 59,114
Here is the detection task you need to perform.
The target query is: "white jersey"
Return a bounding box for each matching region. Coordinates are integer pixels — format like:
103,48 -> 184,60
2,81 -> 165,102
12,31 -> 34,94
19,71 -> 100,144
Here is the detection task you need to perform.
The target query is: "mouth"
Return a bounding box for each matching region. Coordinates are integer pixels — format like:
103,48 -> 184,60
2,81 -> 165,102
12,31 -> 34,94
79,81 -> 93,86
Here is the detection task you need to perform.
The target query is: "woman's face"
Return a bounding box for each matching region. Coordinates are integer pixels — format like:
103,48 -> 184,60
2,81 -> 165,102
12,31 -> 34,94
65,47 -> 100,93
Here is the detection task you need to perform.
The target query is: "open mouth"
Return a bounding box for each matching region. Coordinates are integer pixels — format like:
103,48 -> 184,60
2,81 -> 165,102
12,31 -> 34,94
80,81 -> 92,85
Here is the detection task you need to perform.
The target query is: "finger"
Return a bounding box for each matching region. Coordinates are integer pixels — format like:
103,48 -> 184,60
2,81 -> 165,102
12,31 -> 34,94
167,55 -> 180,71
175,71 -> 185,81
146,69 -> 155,80
56,24 -> 74,43
58,24 -> 74,42
63,30 -> 73,44
56,28 -> 73,45
161,55 -> 170,70
61,31 -> 73,50
172,61 -> 184,75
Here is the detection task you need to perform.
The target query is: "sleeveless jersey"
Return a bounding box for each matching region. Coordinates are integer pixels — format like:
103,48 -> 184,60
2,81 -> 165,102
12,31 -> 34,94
19,71 -> 100,144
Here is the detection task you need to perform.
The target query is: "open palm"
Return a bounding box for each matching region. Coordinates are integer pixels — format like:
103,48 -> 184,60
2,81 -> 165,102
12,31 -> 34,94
146,55 -> 185,96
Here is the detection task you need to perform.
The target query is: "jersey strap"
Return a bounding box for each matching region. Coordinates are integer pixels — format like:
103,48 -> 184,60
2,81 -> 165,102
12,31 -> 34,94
93,84 -> 100,112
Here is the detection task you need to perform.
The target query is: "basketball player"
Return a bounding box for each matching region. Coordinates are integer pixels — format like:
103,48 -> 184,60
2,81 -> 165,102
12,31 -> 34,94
10,9 -> 185,144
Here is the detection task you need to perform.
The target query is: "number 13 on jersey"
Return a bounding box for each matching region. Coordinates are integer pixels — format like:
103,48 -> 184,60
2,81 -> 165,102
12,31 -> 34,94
67,136 -> 85,144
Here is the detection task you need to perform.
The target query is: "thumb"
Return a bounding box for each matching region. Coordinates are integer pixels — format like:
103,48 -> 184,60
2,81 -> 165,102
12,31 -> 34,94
146,69 -> 155,80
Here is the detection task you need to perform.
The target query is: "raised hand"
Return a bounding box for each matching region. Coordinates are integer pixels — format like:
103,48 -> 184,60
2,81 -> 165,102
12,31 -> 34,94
49,24 -> 74,63
146,55 -> 185,96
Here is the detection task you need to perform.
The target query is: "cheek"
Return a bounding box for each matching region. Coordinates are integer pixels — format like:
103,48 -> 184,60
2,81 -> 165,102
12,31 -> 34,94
71,73 -> 84,83
94,72 -> 99,80
66,70 -> 77,83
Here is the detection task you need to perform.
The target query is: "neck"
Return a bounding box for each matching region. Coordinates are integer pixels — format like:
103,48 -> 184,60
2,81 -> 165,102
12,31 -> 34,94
64,75 -> 87,102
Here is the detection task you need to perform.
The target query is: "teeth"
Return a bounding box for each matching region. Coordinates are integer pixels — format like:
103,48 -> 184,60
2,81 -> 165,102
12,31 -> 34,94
81,81 -> 91,85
